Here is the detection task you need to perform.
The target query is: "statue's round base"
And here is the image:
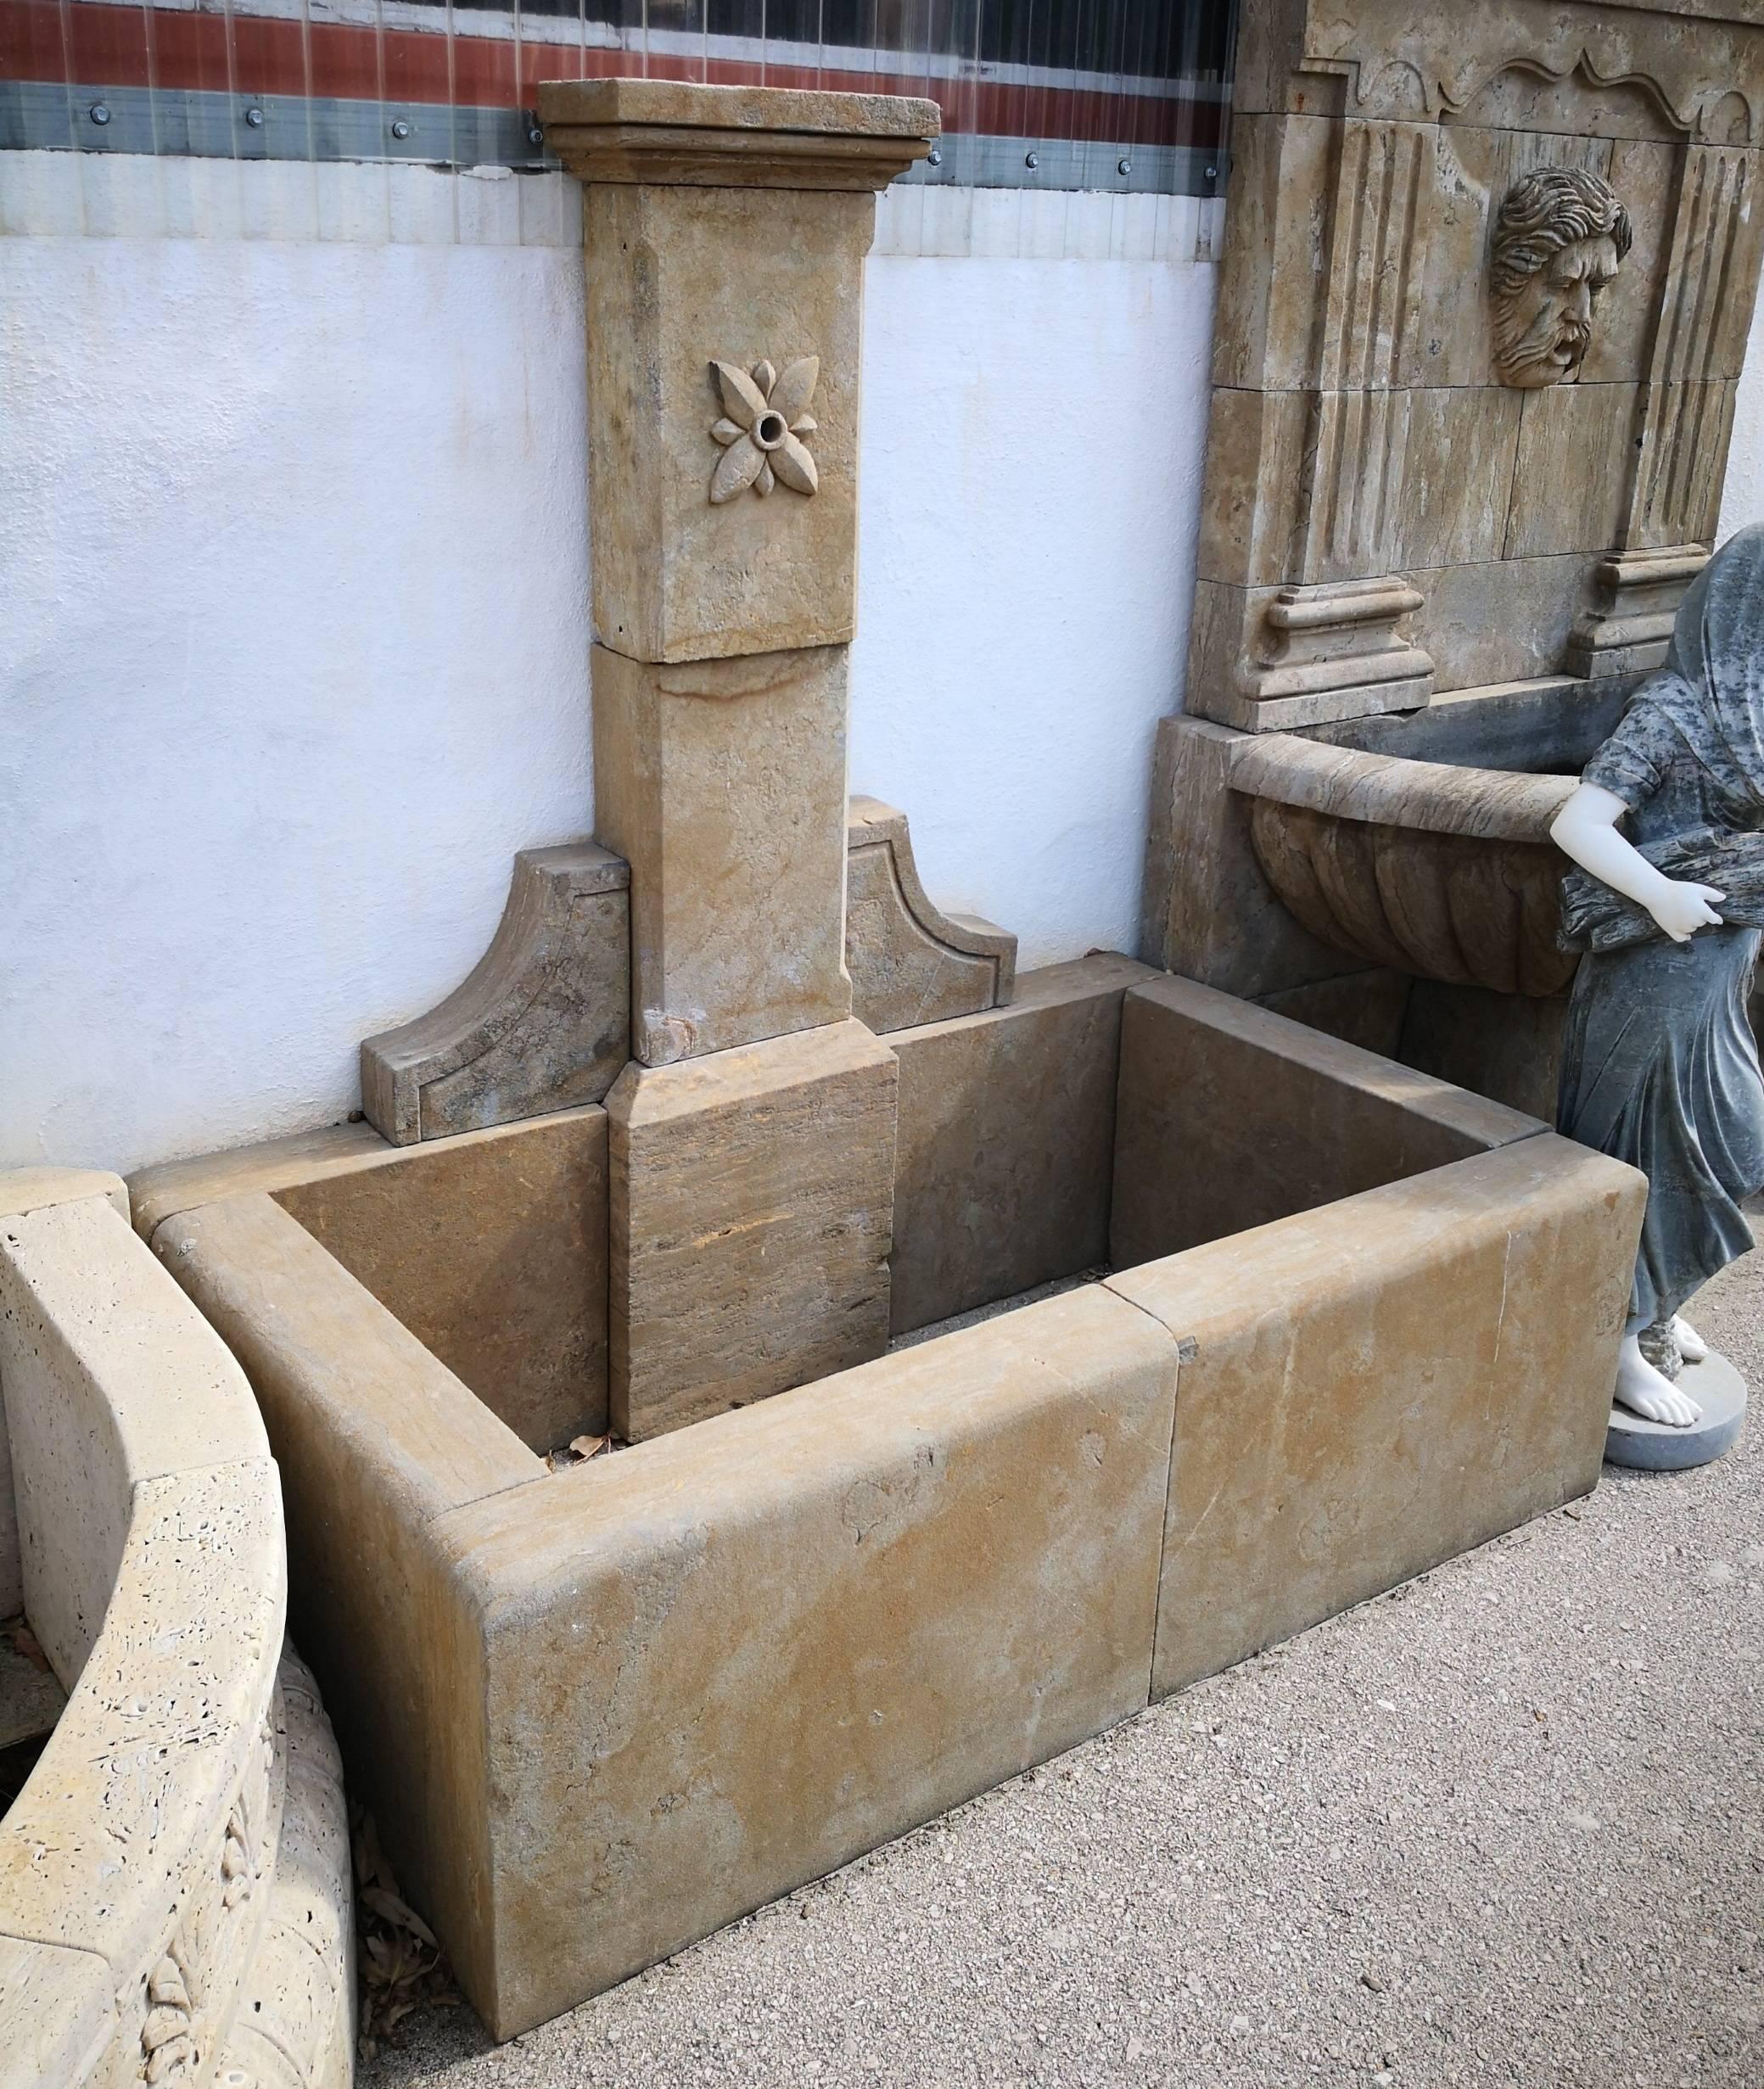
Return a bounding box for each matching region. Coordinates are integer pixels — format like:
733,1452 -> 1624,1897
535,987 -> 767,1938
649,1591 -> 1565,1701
1606,1349 -> 1747,1471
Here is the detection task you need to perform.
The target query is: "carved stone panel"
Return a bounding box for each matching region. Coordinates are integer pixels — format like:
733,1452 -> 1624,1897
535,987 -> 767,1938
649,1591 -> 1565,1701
1184,0 -> 1764,729
584,179 -> 872,666
1487,166 -> 1632,389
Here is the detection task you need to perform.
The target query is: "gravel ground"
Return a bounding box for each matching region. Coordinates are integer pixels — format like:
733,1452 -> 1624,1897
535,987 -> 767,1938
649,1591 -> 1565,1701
366,1250 -> 1764,2089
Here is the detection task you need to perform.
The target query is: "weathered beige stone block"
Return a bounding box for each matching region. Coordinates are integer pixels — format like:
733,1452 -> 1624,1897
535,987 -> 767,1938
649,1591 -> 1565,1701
1138,714 -> 1352,994
583,179 -> 871,665
1194,385 -> 1311,589
1209,111 -> 1336,394
845,796 -> 1016,1033
1629,378 -> 1738,548
541,81 -> 934,666
434,1282 -> 1178,2035
361,842 -> 630,1146
1110,974 -> 1543,1270
1402,386 -> 1524,569
1410,551 -> 1601,688
889,954 -> 1155,1335
1504,380 -> 1639,559
133,1106 -> 613,1451
539,77 -> 938,192
272,1110 -> 610,1451
608,1019 -> 897,1439
1583,135 -> 1682,387
594,641 -> 853,1062
0,1167 -> 128,1224
1110,1135 -> 1645,1696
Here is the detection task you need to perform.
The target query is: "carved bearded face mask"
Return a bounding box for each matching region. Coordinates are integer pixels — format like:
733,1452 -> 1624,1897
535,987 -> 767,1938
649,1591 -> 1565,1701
1489,167 -> 1632,388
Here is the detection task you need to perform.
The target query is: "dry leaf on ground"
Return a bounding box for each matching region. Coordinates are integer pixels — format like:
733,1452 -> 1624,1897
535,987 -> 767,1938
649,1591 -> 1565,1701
353,1805 -> 462,2061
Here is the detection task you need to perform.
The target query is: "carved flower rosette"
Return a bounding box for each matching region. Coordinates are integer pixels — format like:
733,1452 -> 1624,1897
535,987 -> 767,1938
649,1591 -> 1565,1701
708,356 -> 820,503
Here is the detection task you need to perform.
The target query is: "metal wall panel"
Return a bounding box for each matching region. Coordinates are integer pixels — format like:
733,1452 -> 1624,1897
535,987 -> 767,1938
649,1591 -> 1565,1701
0,0 -> 1233,192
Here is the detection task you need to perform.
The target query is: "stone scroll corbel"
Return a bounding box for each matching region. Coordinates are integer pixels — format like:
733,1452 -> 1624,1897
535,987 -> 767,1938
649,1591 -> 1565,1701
845,797 -> 1016,1032
361,843 -> 632,1146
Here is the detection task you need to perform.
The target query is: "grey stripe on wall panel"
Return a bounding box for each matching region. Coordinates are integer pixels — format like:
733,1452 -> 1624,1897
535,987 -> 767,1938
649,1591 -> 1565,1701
0,82 -> 1224,195
2,82 -> 535,167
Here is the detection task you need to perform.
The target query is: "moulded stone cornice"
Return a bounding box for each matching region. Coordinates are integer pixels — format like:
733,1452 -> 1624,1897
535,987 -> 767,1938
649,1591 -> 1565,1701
1240,0 -> 1764,138
537,78 -> 941,190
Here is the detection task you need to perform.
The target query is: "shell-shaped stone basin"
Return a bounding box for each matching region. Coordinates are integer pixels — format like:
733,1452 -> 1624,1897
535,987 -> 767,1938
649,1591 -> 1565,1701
1233,733 -> 1580,998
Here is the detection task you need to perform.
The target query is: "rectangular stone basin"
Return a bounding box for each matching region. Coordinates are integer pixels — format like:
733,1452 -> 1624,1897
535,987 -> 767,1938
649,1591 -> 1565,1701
133,963 -> 1644,2037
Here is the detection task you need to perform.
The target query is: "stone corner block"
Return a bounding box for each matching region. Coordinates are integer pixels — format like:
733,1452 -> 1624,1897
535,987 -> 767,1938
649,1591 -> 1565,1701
846,795 -> 1016,1033
429,1278 -> 1177,2036
608,1018 -> 897,1439
1111,1134 -> 1646,1700
361,841 -> 630,1146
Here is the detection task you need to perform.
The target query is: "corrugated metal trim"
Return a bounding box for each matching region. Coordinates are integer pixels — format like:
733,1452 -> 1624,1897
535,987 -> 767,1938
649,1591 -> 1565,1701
64,0 -> 1229,104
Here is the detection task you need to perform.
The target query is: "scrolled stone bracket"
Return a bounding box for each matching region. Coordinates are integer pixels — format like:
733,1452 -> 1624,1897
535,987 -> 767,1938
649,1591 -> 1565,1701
361,843 -> 632,1147
1566,542 -> 1711,680
1208,577 -> 1435,731
845,797 -> 1017,1032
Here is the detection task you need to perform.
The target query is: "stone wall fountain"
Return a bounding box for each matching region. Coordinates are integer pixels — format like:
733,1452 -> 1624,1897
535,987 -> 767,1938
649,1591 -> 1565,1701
108,74 -> 1652,2047
1145,0 -> 1764,1114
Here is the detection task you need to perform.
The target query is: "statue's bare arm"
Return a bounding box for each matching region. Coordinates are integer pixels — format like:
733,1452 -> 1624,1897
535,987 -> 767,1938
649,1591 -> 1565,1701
1549,781 -> 1725,944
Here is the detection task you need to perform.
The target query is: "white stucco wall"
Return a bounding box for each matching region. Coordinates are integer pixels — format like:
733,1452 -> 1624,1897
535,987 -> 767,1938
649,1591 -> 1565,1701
2,204 -> 594,1173
1,158 -> 1218,1173
1719,280 -> 1764,546
8,145 -> 1764,1178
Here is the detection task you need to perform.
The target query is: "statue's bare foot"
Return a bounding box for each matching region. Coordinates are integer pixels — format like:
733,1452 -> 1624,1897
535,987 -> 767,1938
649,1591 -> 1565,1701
1671,1313 -> 1710,1364
1616,1331 -> 1704,1426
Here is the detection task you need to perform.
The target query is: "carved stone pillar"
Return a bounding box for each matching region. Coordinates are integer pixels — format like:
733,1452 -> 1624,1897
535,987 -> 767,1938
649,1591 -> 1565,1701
540,80 -> 937,1066
538,79 -> 939,1440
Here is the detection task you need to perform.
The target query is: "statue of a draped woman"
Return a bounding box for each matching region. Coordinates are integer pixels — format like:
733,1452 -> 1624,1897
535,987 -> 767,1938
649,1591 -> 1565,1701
1552,524 -> 1764,1425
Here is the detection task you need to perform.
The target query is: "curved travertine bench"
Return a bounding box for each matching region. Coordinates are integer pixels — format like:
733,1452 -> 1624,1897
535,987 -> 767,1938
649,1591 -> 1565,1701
0,1168 -> 353,2089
